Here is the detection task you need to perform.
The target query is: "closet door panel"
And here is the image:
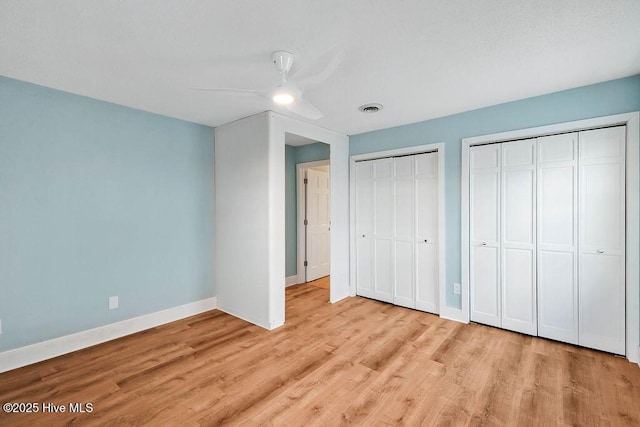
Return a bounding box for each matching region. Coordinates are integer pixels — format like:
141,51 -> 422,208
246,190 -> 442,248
356,238 -> 375,298
501,140 -> 536,335
471,172 -> 500,244
471,246 -> 500,325
355,163 -> 374,237
416,242 -> 438,313
374,178 -> 393,238
503,169 -> 534,245
579,253 -> 624,353
502,249 -> 535,330
355,162 -> 375,298
394,176 -> 413,239
537,133 -> 578,343
470,144 -> 501,326
539,166 -> 575,246
374,239 -> 394,302
415,152 -> 439,313
538,250 -> 577,342
581,163 -> 622,251
394,241 -> 414,308
416,153 -> 438,242
578,126 -> 625,355
393,157 -> 415,308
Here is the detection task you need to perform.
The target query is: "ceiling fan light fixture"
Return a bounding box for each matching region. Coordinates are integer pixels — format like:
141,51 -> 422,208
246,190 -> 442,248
273,92 -> 295,105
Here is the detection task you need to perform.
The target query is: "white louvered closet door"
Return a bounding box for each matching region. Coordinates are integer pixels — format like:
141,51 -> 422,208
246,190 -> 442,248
500,139 -> 537,335
415,153 -> 439,314
537,133 -> 579,344
470,144 -> 501,327
578,126 -> 626,355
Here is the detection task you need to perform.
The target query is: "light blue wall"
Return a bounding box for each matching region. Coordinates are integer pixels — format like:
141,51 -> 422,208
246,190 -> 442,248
285,143 -> 330,277
285,145 -> 298,277
295,142 -> 330,164
0,76 -> 215,351
350,74 -> 640,309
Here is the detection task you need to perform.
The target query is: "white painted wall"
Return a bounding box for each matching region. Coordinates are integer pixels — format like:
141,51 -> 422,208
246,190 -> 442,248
215,113 -> 272,328
216,111 -> 349,330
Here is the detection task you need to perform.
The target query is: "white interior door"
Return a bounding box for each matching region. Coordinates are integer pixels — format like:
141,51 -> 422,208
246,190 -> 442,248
393,156 -> 415,309
537,133 -> 579,344
578,126 -> 626,355
415,152 -> 439,314
470,144 -> 501,327
306,168 -> 330,282
355,162 -> 375,298
501,139 -> 537,335
373,159 -> 394,302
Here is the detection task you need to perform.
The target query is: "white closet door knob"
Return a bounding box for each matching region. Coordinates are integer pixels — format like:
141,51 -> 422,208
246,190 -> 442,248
597,249 -> 605,254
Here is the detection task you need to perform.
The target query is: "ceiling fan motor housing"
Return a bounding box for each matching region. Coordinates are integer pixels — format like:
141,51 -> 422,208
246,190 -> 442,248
272,51 -> 294,74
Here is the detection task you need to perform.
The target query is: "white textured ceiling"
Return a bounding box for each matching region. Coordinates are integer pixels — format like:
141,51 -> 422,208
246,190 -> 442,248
1,1 -> 639,135
285,133 -> 320,147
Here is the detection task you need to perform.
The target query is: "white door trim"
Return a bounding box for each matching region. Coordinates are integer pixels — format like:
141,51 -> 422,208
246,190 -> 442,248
461,112 -> 640,364
296,159 -> 330,284
350,143 -> 446,316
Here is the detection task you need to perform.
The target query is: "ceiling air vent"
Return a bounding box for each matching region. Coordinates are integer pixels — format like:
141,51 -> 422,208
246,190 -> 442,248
359,103 -> 383,113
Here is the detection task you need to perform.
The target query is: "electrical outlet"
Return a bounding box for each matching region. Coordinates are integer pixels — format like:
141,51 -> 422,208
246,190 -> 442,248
109,296 -> 119,310
453,282 -> 461,295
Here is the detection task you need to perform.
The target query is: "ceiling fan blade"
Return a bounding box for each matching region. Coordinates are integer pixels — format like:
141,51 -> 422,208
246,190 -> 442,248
191,87 -> 263,97
295,49 -> 345,89
286,98 -> 324,120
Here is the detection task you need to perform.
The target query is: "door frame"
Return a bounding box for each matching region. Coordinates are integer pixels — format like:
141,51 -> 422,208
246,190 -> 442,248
349,143 -> 446,315
461,111 -> 640,364
296,159 -> 331,284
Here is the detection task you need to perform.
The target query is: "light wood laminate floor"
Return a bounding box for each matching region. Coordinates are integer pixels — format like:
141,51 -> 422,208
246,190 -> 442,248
1,282 -> 639,426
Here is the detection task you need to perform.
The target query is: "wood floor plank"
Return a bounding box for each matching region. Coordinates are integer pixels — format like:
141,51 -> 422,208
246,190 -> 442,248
1,279 -> 639,426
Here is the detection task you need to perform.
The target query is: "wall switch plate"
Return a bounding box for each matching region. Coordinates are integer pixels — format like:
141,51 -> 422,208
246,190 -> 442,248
453,282 -> 461,295
108,296 -> 119,310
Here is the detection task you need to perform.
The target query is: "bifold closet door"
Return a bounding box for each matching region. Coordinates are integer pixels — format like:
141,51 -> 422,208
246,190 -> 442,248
356,152 -> 440,313
393,156 -> 415,309
355,161 -> 375,299
578,126 -> 625,355
470,144 -> 501,327
501,139 -> 537,335
470,140 -> 536,335
355,158 -> 394,303
537,133 -> 579,344
415,153 -> 439,314
373,159 -> 394,303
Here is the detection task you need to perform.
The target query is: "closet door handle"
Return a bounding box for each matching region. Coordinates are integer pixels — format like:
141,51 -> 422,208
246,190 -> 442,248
597,249 -> 605,254
481,242 -> 487,246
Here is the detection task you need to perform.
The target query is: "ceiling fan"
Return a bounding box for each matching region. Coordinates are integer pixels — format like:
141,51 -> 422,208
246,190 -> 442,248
194,50 -> 343,120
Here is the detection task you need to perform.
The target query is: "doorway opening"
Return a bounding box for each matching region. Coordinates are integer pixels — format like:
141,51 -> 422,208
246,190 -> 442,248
285,133 -> 331,296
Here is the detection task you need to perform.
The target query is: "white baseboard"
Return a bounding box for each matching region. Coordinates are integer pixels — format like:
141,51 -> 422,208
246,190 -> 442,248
285,275 -> 299,287
217,303 -> 273,330
0,297 -> 217,374
439,305 -> 469,324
